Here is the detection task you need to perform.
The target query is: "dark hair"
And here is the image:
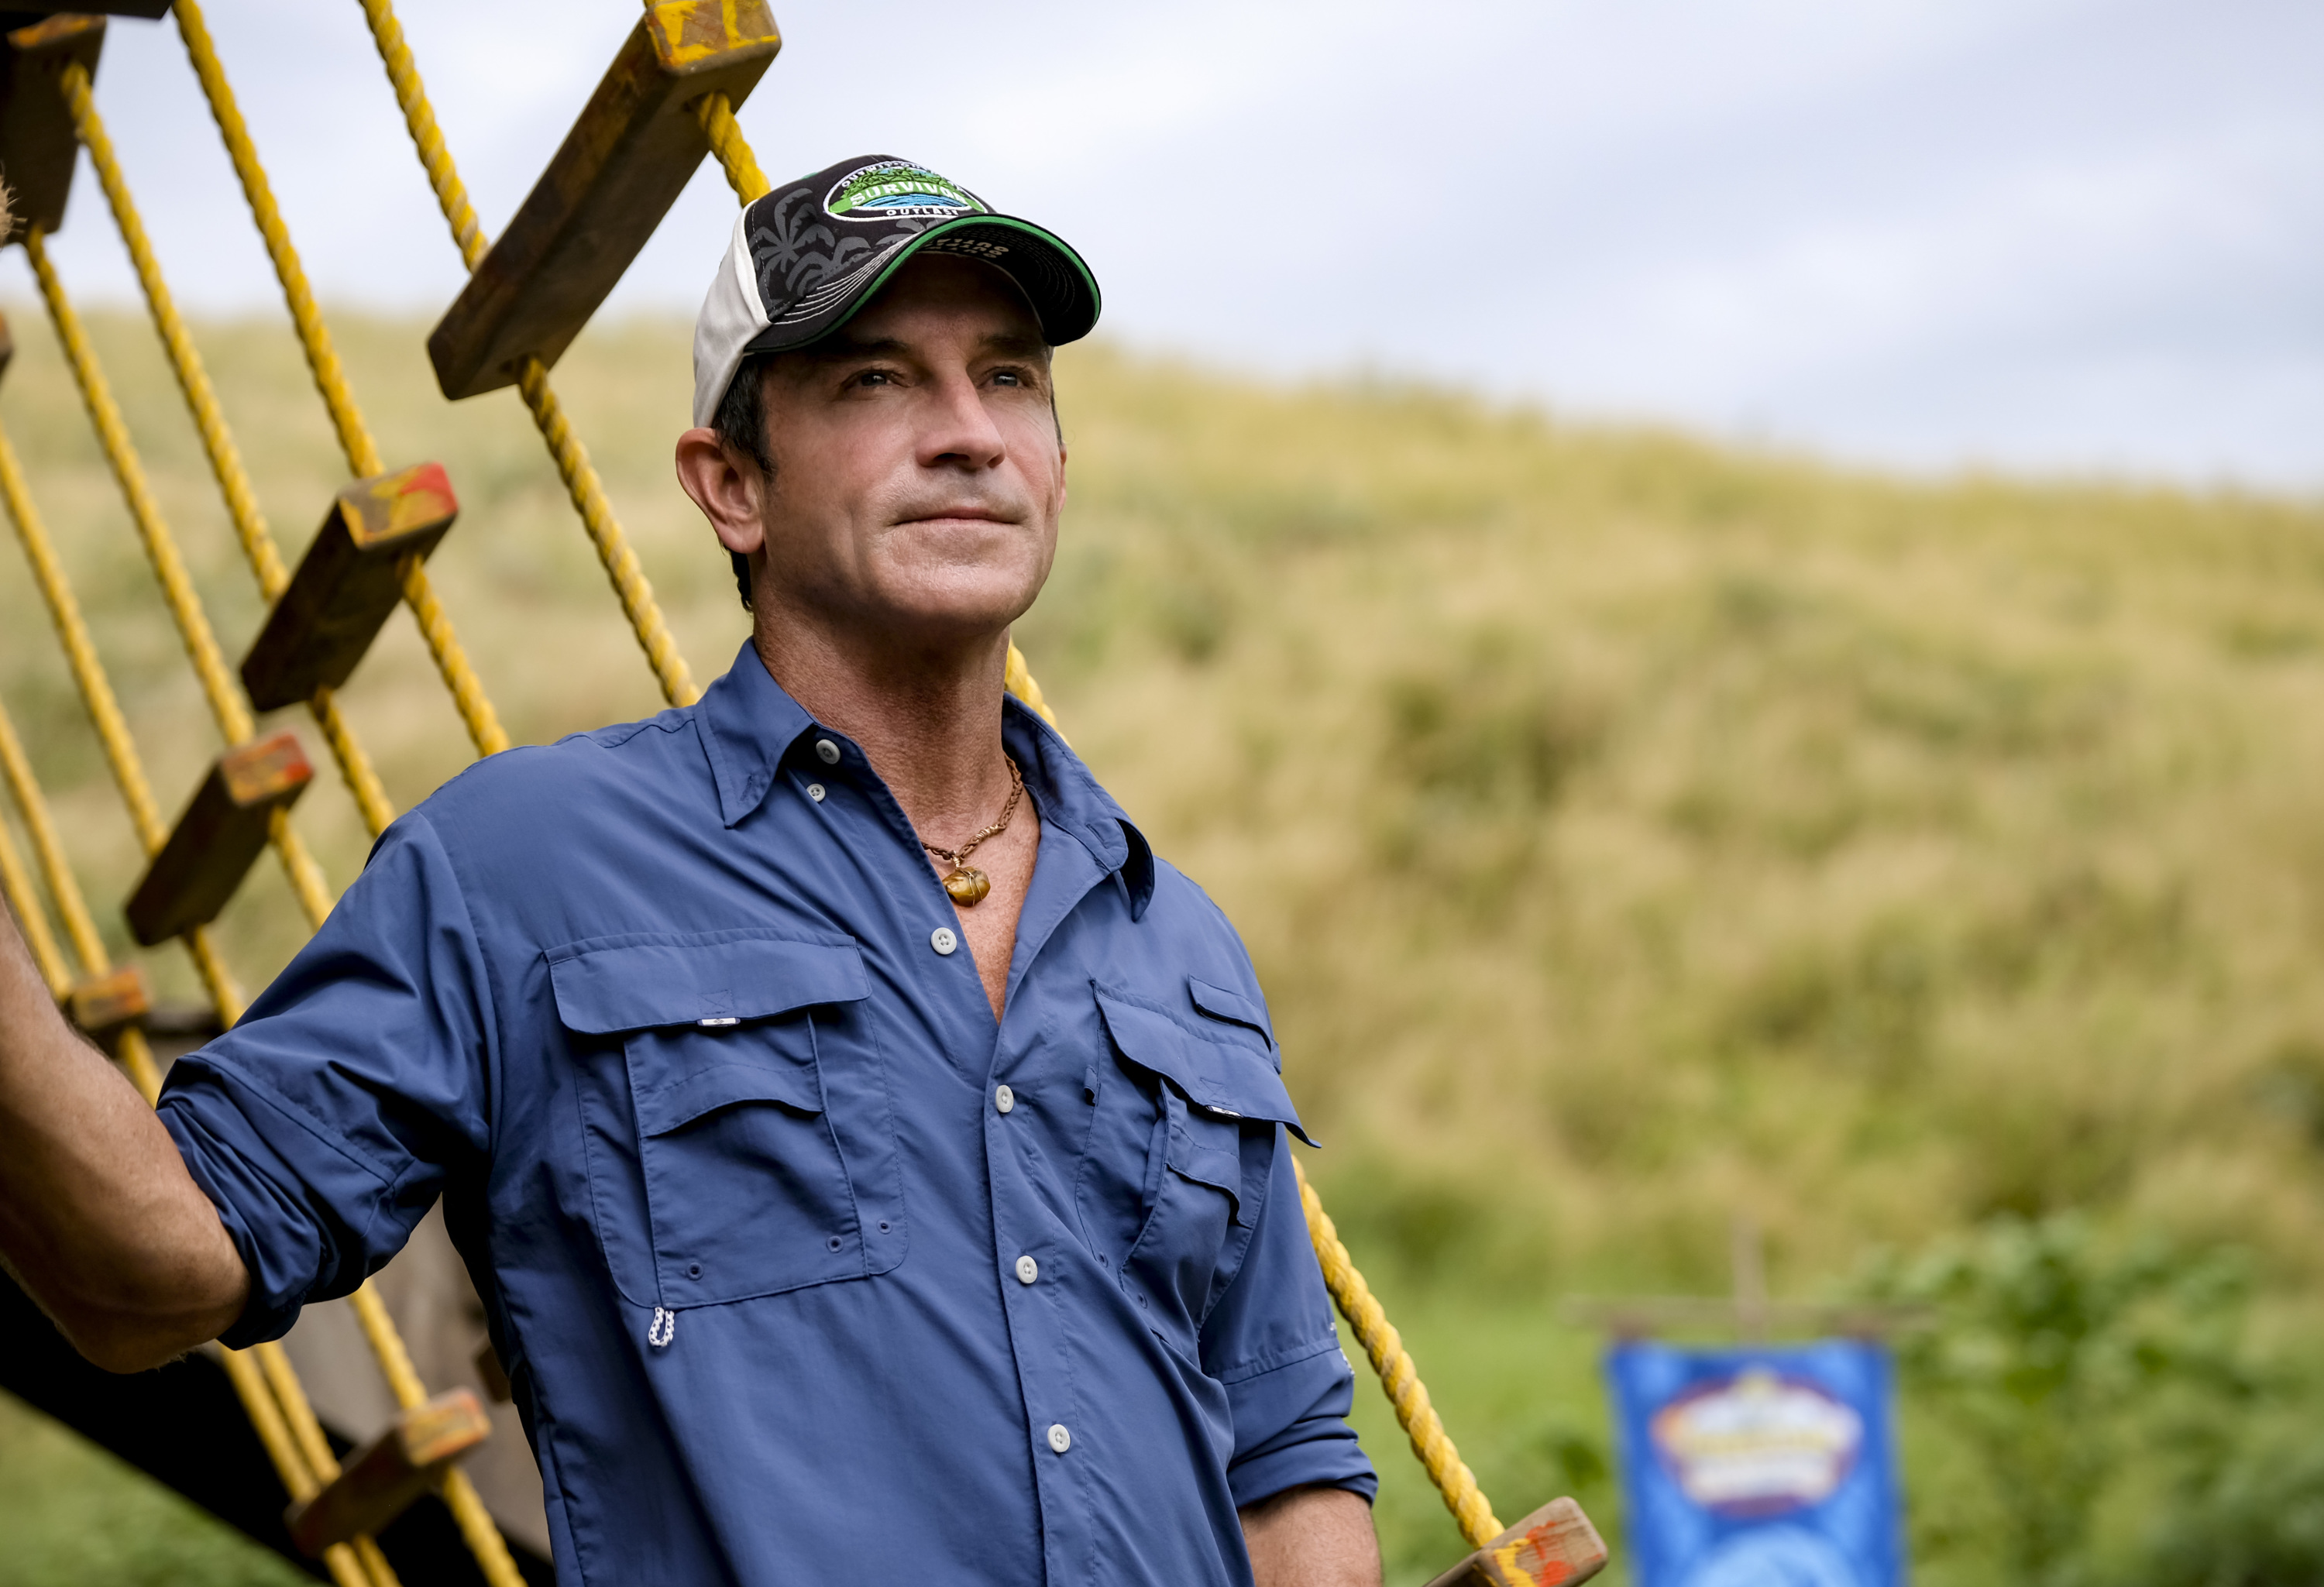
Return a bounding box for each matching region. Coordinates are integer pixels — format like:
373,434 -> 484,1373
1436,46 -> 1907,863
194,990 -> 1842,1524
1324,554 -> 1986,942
711,352 -> 777,610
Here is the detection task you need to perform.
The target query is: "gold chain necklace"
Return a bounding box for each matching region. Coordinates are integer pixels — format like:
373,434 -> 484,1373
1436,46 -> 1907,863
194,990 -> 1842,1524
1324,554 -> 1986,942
921,756 -> 1023,907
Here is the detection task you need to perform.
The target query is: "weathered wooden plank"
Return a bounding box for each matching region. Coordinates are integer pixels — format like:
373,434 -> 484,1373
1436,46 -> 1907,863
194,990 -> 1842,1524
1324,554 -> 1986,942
284,1388 -> 493,1557
65,963 -> 149,1039
0,14 -> 104,239
1422,1498 -> 1608,1587
125,732 -> 312,946
427,0 -> 780,400
239,462 -> 459,711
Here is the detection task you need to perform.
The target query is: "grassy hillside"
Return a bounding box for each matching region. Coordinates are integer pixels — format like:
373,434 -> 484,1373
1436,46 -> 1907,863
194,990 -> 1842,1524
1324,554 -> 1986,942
2,303 -> 2322,1584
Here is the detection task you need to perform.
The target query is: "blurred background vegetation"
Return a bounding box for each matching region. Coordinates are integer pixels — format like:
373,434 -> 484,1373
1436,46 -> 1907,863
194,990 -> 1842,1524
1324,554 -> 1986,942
2,306 -> 2323,1585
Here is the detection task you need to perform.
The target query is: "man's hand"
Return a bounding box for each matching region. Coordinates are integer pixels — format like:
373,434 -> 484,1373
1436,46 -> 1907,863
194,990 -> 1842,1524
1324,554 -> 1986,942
1241,1484 -> 1383,1587
0,904 -> 247,1371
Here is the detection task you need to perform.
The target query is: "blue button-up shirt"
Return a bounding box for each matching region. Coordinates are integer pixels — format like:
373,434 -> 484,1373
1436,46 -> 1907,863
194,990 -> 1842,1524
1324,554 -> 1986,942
158,642 -> 1373,1586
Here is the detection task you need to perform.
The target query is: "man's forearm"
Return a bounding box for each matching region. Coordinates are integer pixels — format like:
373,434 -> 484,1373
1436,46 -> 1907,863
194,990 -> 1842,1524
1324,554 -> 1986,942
1240,1484 -> 1383,1587
0,904 -> 246,1370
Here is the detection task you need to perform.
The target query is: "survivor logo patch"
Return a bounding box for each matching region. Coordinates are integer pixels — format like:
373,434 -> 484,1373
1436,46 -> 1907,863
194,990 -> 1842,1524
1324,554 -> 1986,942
825,160 -> 986,222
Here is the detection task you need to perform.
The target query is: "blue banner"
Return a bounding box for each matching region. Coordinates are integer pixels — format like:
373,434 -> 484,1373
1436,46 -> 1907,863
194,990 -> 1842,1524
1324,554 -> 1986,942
1605,1338 -> 1905,1587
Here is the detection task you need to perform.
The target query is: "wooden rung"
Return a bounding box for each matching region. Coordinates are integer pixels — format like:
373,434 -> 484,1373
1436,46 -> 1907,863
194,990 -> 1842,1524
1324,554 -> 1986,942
1422,1499 -> 1609,1587
426,0 -> 781,400
64,964 -> 149,1039
284,1388 -> 492,1557
239,463 -> 459,711
0,15 -> 105,242
125,732 -> 313,946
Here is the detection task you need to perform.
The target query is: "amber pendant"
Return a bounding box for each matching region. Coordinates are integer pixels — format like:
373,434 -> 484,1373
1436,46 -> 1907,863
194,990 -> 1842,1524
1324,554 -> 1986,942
942,867 -> 992,906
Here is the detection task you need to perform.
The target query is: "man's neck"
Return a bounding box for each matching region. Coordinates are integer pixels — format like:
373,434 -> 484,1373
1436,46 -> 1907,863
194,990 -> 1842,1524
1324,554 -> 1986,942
749,616 -> 1017,840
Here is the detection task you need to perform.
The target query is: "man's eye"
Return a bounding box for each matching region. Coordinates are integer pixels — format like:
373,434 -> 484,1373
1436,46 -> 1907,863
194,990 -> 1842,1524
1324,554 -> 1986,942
853,369 -> 895,387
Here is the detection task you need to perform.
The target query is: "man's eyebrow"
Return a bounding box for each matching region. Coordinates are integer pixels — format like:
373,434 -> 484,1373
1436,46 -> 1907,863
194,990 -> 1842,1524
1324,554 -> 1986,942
978,331 -> 1051,360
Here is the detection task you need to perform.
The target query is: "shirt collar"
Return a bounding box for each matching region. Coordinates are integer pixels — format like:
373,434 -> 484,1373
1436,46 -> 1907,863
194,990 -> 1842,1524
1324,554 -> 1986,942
696,641 -> 1157,919
699,641 -> 816,827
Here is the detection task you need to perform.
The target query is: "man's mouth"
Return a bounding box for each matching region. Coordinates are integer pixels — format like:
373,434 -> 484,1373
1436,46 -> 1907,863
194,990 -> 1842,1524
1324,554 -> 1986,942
897,507 -> 1016,526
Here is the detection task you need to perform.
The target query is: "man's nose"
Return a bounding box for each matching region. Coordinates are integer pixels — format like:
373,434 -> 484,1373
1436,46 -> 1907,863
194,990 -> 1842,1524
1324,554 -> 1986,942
918,371 -> 1007,470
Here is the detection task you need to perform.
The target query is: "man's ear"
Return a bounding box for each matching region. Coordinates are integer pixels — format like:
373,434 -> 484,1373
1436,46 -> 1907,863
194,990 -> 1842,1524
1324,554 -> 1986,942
675,427 -> 767,557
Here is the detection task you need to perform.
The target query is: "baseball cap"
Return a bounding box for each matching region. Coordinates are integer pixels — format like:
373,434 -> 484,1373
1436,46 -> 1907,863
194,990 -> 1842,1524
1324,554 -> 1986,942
693,154 -> 1102,428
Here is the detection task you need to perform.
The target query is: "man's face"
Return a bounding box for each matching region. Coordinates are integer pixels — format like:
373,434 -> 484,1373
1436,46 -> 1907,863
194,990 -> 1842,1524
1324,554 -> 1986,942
745,254 -> 1065,649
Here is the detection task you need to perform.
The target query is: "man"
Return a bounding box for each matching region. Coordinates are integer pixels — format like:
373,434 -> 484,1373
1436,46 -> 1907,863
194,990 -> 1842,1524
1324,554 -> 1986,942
0,156 -> 1382,1585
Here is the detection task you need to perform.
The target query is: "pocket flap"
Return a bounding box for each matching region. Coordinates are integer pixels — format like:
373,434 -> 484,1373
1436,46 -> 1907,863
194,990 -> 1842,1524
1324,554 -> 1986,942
548,932 -> 869,1034
627,1028 -> 824,1136
1186,976 -> 1274,1049
1160,1088 -> 1246,1205
1095,987 -> 1314,1146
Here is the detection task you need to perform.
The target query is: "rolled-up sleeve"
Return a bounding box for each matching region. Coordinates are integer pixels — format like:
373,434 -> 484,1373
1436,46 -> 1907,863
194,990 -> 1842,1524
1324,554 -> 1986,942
157,812 -> 495,1348
1202,1138 -> 1378,1509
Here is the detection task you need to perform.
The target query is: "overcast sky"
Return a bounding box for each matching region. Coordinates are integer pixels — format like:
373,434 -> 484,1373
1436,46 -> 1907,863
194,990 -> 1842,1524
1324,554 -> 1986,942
12,0 -> 2319,488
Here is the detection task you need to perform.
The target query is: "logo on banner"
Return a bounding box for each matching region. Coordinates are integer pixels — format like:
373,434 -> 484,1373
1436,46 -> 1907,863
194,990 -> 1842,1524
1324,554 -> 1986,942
1649,1367 -> 1864,1520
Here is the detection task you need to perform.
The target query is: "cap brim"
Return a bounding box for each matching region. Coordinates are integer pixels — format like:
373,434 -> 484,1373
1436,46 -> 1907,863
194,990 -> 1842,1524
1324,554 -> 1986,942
741,214 -> 1101,358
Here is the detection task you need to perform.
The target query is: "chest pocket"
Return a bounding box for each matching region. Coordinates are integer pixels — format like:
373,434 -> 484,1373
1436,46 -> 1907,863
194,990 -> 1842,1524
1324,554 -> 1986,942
1084,983 -> 1312,1359
549,931 -> 906,1309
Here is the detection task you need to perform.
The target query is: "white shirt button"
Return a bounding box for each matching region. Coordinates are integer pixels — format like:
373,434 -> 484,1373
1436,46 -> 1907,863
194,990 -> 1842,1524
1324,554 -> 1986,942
814,738 -> 841,764
1015,1254 -> 1039,1286
806,783 -> 826,803
930,926 -> 959,956
994,1084 -> 1016,1115
1046,1423 -> 1071,1454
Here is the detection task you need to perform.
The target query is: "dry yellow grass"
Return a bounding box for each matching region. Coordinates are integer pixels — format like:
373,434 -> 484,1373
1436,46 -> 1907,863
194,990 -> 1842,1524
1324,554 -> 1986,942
3,301 -> 2323,1581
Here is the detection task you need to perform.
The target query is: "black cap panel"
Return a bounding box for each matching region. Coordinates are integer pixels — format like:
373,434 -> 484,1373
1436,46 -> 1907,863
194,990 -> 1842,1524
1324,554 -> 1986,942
737,156 -> 1099,356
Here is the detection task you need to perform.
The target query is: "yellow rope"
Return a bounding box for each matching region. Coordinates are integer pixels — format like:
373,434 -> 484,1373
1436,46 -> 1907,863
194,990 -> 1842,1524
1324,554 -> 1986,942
695,92 -> 769,203
24,228 -> 250,747
180,922 -> 246,1032
0,709 -> 167,1108
59,58 -> 285,599
356,0 -> 485,273
511,359 -> 699,705
62,49 -> 398,836
0,427 -> 164,852
1002,644 -> 1064,733
342,1283 -> 525,1582
24,228 -> 338,934
0,798 -> 67,998
218,1348 -> 387,1587
0,699 -> 111,984
170,0 -> 507,764
171,0 -> 382,479
1291,1156 -> 1501,1546
358,0 -> 698,710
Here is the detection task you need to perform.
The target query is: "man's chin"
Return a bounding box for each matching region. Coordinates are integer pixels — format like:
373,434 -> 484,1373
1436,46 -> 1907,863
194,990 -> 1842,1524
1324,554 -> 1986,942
847,575 -> 1045,652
